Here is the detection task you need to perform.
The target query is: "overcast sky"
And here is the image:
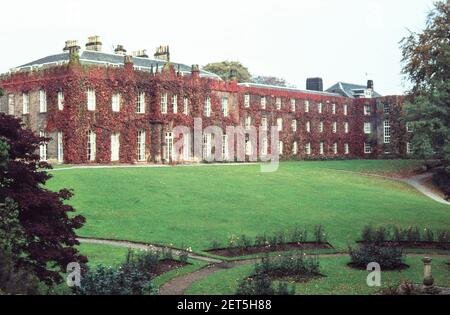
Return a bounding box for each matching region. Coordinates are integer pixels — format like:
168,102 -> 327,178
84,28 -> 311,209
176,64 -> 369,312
0,0 -> 435,95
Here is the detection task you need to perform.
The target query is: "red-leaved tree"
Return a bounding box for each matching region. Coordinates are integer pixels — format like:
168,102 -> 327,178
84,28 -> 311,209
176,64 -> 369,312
0,113 -> 86,285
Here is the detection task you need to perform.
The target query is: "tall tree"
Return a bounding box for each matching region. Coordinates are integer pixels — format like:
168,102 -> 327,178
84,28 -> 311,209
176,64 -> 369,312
400,0 -> 450,172
203,61 -> 252,82
0,113 -> 86,285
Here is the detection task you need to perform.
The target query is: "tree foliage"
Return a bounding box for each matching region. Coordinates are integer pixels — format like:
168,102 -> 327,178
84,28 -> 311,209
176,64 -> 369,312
0,114 -> 86,285
400,0 -> 450,171
203,61 -> 252,82
252,75 -> 289,87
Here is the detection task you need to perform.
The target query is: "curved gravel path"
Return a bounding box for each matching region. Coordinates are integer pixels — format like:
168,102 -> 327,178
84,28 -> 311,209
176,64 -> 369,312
399,173 -> 450,206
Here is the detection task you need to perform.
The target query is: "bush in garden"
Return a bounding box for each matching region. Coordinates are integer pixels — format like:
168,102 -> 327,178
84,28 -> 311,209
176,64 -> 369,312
361,225 -> 375,243
254,255 -> 320,280
392,226 -> 405,242
348,244 -> 405,270
179,251 -> 189,264
209,239 -> 222,250
406,227 -> 421,242
423,228 -> 434,242
437,230 -> 449,243
254,234 -> 268,247
374,226 -> 390,243
314,225 -> 326,243
236,272 -> 295,295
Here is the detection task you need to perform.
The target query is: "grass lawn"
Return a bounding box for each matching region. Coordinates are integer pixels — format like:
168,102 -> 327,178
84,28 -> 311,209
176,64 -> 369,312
186,255 -> 450,295
46,160 -> 450,253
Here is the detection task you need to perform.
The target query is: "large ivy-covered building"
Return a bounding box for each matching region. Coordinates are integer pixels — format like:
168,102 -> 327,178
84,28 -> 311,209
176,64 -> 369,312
0,36 -> 413,164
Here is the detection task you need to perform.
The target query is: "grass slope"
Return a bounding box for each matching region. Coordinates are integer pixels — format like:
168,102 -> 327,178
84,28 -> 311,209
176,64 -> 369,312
47,160 -> 449,252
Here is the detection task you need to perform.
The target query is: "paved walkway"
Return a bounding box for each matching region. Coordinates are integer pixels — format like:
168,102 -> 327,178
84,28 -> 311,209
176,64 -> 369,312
77,237 -> 222,264
399,173 -> 450,206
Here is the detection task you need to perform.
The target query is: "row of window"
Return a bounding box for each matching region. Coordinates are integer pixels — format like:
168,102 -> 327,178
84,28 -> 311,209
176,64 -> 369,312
244,117 -> 350,134
243,95 -> 348,114
363,103 -> 391,116
39,130 -> 413,162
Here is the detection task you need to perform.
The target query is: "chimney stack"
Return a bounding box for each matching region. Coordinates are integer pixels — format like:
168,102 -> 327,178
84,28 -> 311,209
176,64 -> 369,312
191,64 -> 200,78
229,68 -> 238,81
367,80 -> 374,90
63,40 -> 80,53
132,50 -> 149,58
114,45 -> 127,56
154,45 -> 170,62
85,36 -> 102,52
306,77 -> 323,92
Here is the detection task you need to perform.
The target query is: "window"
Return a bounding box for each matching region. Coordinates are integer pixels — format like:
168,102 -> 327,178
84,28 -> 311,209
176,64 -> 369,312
304,100 -> 309,112
112,93 -> 121,112
332,103 -> 336,114
406,122 -> 413,133
136,92 -> 145,113
364,142 -> 372,154
319,142 -> 324,155
343,104 -> 348,116
291,119 -> 297,132
222,134 -> 229,160
137,130 -> 146,161
278,141 -> 283,155
57,131 -> 63,163
87,88 -> 96,111
305,143 -> 311,155
171,95 -> 178,114
332,122 -> 337,133
383,121 -> 391,143
245,116 -> 252,130
8,94 -> 14,115
57,91 -> 64,110
344,143 -> 349,155
261,138 -> 268,155
183,134 -> 190,160
183,97 -> 189,115
244,94 -> 250,107
292,141 -> 298,154
222,97 -> 228,117
260,96 -> 266,109
204,97 -> 211,117
276,97 -> 282,110
344,122 -> 349,134
165,132 -> 174,161
364,122 -> 371,134
39,90 -> 47,113
277,118 -> 283,131
364,104 -> 370,116
245,140 -> 252,155
161,93 -> 168,114
319,121 -> 324,133
111,132 -> 120,161
333,142 -> 338,154
306,121 -> 311,133
318,103 -> 322,113
261,117 -> 268,131
406,142 -> 412,154
39,131 -> 47,161
202,133 -> 211,159
383,103 -> 390,114
22,93 -> 29,114
87,130 -> 96,161
290,99 -> 296,112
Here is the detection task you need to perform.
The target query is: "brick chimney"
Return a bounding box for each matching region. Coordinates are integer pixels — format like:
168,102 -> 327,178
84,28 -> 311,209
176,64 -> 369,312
85,36 -> 102,52
154,45 -> 170,62
63,40 -> 80,53
367,80 -> 374,90
191,64 -> 200,79
114,45 -> 127,55
306,77 -> 323,92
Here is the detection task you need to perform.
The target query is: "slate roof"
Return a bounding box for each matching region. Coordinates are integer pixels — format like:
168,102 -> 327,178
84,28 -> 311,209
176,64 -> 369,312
325,82 -> 381,98
13,50 -> 221,80
239,82 -> 341,97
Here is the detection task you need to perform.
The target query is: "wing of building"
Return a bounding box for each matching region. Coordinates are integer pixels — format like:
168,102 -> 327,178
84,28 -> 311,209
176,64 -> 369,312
0,36 -> 413,164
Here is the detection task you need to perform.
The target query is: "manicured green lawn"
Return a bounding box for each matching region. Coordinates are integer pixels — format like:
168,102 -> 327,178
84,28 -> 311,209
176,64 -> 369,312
186,255 -> 450,295
77,243 -> 130,267
47,160 -> 449,253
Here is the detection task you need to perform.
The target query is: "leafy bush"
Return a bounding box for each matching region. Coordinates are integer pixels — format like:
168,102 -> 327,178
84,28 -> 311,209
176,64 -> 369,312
361,225 -> 375,243
75,250 -> 161,295
349,244 -> 405,270
437,230 -> 450,243
314,225 -> 326,243
360,225 -> 450,244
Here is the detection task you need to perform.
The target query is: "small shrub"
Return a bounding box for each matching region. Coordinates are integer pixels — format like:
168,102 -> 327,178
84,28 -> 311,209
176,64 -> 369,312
392,226 -> 405,242
236,273 -> 276,295
437,230 -> 450,243
423,228 -> 434,242
349,244 -> 405,270
406,227 -> 421,242
314,225 -> 326,243
254,234 -> 268,247
275,282 -> 296,295
374,226 -> 389,243
275,231 -> 286,245
179,251 -> 189,264
361,225 -> 375,243
209,240 -> 222,250
237,234 -> 252,250
162,248 -> 174,260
